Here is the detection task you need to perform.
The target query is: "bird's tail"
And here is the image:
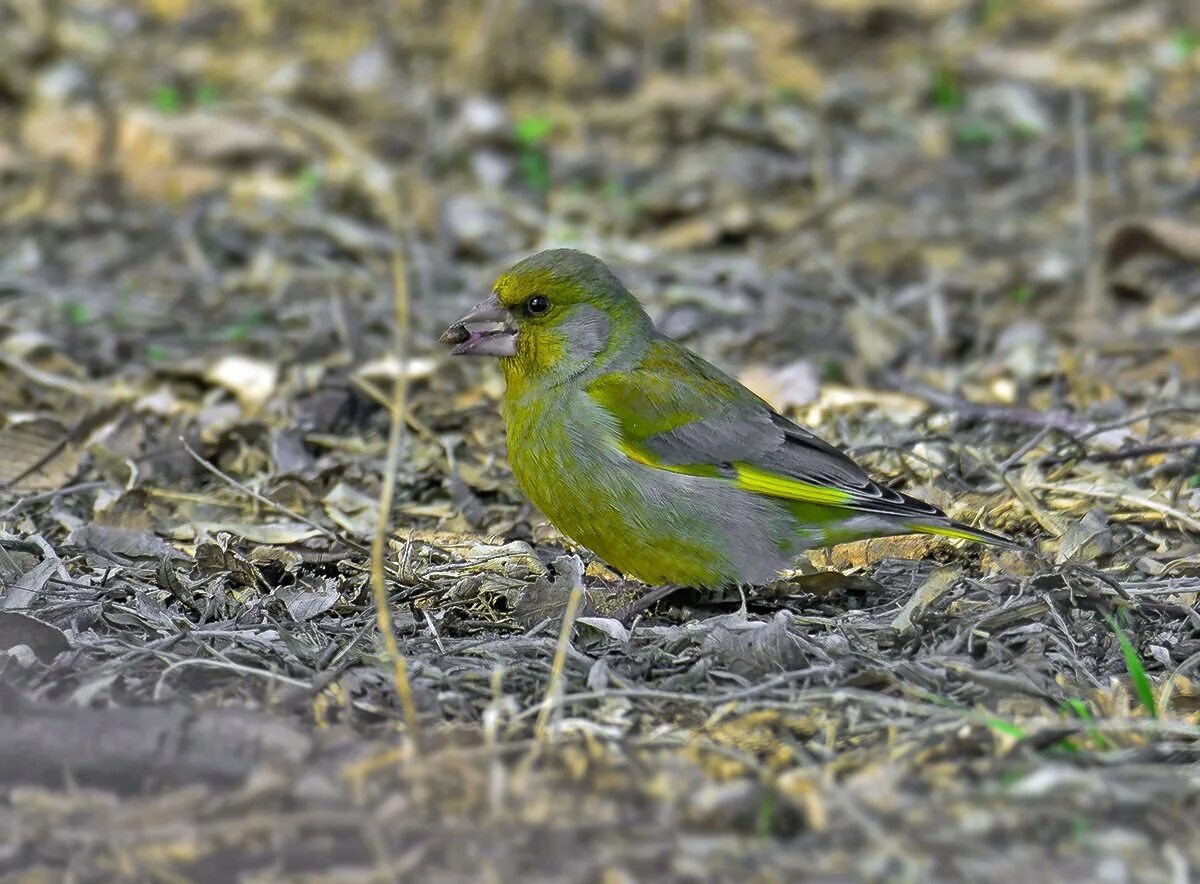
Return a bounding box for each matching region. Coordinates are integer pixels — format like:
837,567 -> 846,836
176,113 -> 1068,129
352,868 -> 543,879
911,519 -> 1026,552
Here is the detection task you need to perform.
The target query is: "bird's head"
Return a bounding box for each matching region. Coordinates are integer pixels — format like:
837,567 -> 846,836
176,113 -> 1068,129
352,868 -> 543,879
441,249 -> 653,383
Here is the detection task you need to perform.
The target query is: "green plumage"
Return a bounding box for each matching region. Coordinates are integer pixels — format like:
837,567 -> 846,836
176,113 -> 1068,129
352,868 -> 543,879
445,249 -> 1019,588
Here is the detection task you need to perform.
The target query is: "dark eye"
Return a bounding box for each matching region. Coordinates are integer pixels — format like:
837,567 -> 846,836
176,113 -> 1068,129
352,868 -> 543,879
525,295 -> 550,315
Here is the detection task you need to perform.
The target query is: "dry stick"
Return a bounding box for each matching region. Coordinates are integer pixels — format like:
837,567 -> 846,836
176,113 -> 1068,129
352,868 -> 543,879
1037,439 -> 1200,468
999,469 -> 1067,539
1,481 -> 107,519
895,379 -> 1093,436
1084,406 -> 1200,438
367,177 -> 422,750
179,438 -> 366,555
999,427 -> 1052,472
1072,86 -> 1123,345
467,0 -> 505,87
253,100 -> 421,747
153,657 -> 312,701
531,584 -> 585,751
511,666 -> 839,722
350,374 -> 444,449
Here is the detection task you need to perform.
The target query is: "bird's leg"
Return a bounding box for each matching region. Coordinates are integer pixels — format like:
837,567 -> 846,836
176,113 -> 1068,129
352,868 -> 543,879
614,583 -> 682,623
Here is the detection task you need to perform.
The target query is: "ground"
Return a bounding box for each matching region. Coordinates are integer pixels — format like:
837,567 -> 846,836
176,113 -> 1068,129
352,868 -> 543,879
1,0 -> 1199,881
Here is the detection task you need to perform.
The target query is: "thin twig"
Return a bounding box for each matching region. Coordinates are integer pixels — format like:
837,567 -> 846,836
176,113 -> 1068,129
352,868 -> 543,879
1037,440 -> 1200,468
180,438 -> 364,554
365,190 -> 422,750
512,665 -> 839,722
894,379 -> 1092,436
187,100 -> 423,743
1,481 -> 107,519
153,657 -> 312,701
531,584 -> 585,750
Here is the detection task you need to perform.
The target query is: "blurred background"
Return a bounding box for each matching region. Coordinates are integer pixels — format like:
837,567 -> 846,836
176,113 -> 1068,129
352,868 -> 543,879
3,0 -> 1198,392
2,1 -> 1200,879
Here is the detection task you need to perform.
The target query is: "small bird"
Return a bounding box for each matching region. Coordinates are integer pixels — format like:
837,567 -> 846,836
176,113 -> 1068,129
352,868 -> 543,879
441,249 -> 1018,589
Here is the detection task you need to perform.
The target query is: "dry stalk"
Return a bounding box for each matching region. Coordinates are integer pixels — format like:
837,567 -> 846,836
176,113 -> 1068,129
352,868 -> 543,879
531,584 -> 585,751
247,99 -> 422,747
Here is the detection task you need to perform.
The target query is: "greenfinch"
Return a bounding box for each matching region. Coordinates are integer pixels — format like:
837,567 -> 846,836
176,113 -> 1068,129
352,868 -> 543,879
442,249 -> 1017,588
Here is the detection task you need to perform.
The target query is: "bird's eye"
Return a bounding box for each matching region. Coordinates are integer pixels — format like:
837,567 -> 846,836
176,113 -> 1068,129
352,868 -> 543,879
525,295 -> 550,315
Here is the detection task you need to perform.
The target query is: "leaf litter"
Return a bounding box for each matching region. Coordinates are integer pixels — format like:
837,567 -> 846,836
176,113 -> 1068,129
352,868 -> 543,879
1,0 -> 1199,880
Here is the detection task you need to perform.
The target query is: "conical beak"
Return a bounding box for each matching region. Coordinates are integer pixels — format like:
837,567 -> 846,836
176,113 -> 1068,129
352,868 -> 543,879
439,293 -> 517,357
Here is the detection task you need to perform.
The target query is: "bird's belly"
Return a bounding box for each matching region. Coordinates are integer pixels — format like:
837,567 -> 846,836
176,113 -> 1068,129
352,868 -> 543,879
505,403 -> 797,587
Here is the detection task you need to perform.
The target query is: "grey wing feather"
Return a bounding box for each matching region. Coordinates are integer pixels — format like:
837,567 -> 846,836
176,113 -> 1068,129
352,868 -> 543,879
632,338 -> 943,519
646,408 -> 779,466
645,409 -> 943,520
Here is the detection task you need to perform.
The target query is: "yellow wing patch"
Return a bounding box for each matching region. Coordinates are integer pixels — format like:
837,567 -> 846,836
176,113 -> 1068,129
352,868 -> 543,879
913,524 -> 978,542
618,439 -> 658,467
617,440 -> 726,480
910,523 -> 1010,546
732,463 -> 852,505
619,442 -> 853,502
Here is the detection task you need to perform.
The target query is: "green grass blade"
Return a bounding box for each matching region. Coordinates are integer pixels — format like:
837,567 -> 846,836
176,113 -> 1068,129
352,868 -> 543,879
1105,614 -> 1158,718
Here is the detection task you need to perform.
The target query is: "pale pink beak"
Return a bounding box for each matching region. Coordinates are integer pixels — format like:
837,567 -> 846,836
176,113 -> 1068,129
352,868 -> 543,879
440,293 -> 517,357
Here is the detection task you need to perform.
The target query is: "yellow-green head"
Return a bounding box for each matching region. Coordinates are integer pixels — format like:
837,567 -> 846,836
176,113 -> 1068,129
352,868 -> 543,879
441,249 -> 653,386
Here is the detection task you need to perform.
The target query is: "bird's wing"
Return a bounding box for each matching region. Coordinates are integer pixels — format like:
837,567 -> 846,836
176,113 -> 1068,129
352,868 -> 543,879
586,337 -> 943,519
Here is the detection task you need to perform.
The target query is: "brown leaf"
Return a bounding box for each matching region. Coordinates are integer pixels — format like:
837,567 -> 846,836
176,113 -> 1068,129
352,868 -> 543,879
0,419 -> 78,492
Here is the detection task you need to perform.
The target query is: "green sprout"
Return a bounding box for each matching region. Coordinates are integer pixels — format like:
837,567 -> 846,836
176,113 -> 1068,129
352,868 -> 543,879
1171,29 -> 1198,60
954,118 -> 997,147
755,783 -> 777,837
981,714 -> 1028,741
1105,613 -> 1157,718
933,65 -> 963,112
152,84 -> 184,113
1061,698 -> 1113,751
772,85 -> 804,105
1124,90 -> 1150,153
514,114 -> 554,146
220,307 -> 268,342
62,302 -> 91,325
819,358 -> 845,383
1070,815 -> 1093,845
296,166 -> 323,203
514,115 -> 554,192
600,179 -> 624,200
196,82 -> 221,107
